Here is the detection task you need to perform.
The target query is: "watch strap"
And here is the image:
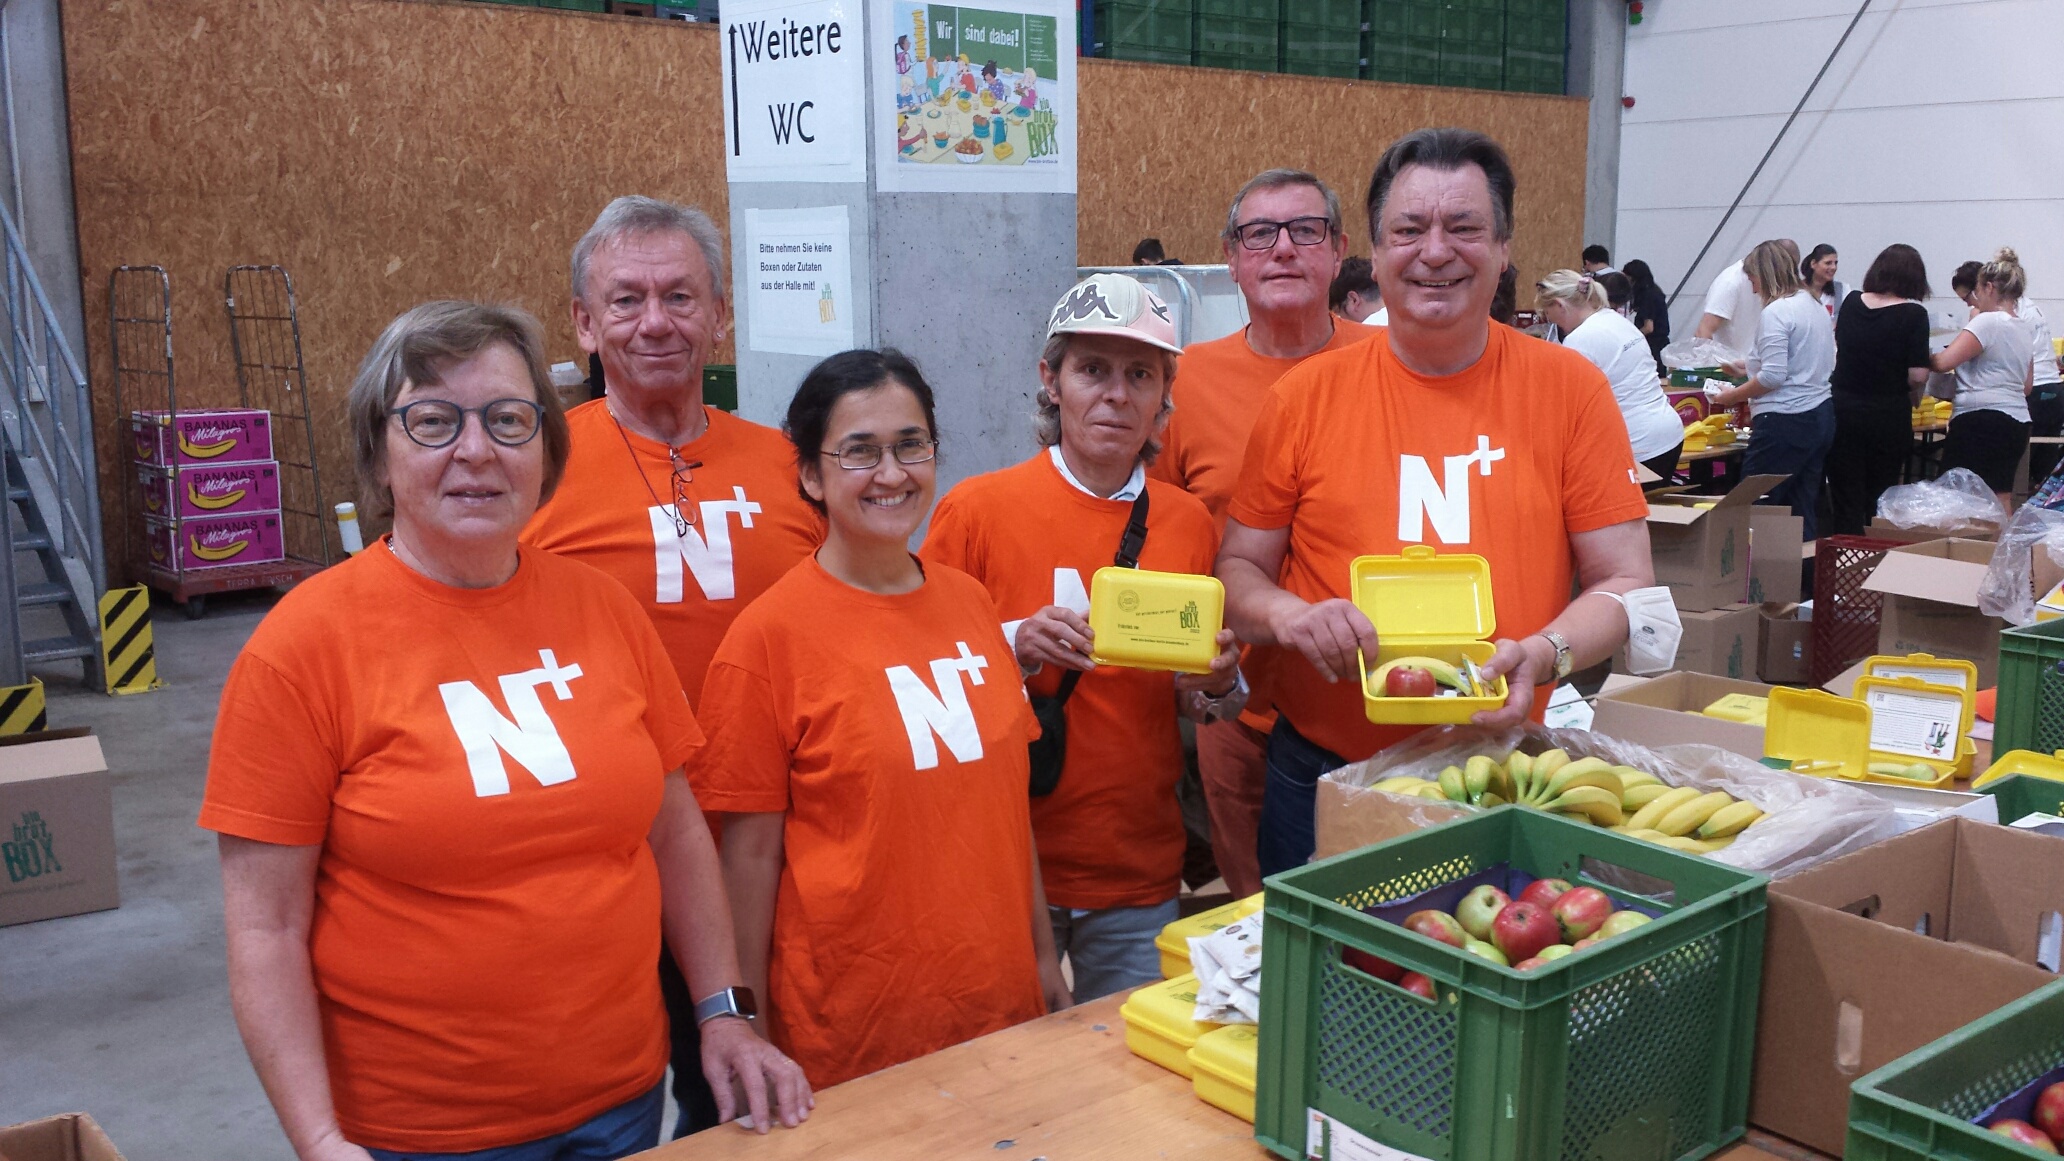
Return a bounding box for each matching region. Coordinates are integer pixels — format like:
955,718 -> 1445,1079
693,986 -> 755,1024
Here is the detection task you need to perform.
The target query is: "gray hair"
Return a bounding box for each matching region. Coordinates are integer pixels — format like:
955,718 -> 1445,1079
1224,169 -> 1344,242
348,300 -> 570,519
1034,333 -> 1176,465
1365,127 -> 1517,242
571,196 -> 728,302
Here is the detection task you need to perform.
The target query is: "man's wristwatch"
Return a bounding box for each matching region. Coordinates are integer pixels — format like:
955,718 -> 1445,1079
1536,631 -> 1573,680
693,986 -> 758,1025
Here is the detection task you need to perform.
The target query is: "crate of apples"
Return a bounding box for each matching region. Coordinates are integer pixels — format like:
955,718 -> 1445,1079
1348,878 -> 1656,982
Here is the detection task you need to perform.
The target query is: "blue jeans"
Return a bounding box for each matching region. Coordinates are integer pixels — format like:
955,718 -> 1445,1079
365,1083 -> 663,1161
1743,400 -> 1836,541
1049,898 -> 1179,1001
1257,717 -> 1350,881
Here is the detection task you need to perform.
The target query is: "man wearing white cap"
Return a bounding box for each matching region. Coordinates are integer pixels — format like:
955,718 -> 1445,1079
922,273 -> 1242,1000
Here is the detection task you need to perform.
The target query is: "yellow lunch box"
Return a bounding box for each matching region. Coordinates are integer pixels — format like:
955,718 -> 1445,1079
1155,892 -> 1264,979
1353,546 -> 1507,725
1088,566 -> 1224,674
1120,973 -> 1218,1077
1189,1023 -> 1259,1123
1977,749 -> 2064,789
1764,683 -> 1968,790
1702,693 -> 1769,727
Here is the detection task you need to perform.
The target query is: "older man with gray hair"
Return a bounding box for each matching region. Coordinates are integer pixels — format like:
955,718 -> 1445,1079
523,195 -> 822,1138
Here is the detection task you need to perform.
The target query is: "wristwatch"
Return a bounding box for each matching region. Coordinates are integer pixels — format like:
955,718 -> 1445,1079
1537,631 -> 1573,680
693,986 -> 758,1025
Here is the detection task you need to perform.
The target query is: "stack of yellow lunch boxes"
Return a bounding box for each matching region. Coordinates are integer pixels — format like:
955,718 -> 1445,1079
1352,546 -> 1507,725
1121,894 -> 1266,1122
1764,654 -> 1978,789
1152,893 -> 1264,979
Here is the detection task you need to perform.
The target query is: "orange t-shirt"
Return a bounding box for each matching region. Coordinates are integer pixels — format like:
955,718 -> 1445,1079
688,556 -> 1045,1087
1228,324 -> 1650,761
1152,320 -> 1379,526
920,454 -> 1220,910
522,400 -> 823,710
198,543 -> 704,1154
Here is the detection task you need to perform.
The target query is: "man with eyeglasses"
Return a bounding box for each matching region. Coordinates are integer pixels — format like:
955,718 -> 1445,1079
1149,168 -> 1377,900
522,195 -> 821,1139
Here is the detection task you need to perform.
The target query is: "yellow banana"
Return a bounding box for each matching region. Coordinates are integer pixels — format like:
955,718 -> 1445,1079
1415,784 -> 1451,801
189,534 -> 250,562
1697,800 -> 1764,839
1622,782 -> 1672,810
1656,836 -> 1712,855
1477,792 -> 1507,808
1438,765 -> 1469,803
1655,791 -> 1735,838
1613,767 -> 1662,791
1373,776 -> 1432,794
1506,752 -> 1534,802
1625,787 -> 1702,833
1488,761 -> 1516,803
1533,749 -> 1571,781
187,483 -> 248,511
1625,828 -> 1669,842
1369,656 -> 1466,693
1541,759 -> 1623,803
178,432 -> 240,459
1464,755 -> 1497,801
1546,785 -> 1624,827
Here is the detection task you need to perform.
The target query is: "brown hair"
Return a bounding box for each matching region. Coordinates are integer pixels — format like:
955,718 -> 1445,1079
1860,244 -> 1932,301
1743,240 -> 1803,305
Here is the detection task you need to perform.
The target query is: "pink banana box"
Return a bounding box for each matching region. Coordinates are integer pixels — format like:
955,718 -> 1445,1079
136,460 -> 281,520
130,408 -> 273,466
143,510 -> 285,572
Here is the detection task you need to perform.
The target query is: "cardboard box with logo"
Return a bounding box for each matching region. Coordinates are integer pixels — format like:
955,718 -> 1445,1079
1758,602 -> 1814,685
1749,817 -> 2064,1155
1590,671 -> 1776,761
1673,602 -> 1762,681
1646,475 -> 1785,612
1862,537 -> 2003,686
1746,508 -> 1805,606
0,730 -> 116,928
0,1113 -> 127,1161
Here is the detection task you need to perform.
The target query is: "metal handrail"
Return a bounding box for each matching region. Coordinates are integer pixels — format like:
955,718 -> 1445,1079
1077,264 -> 1204,347
0,196 -> 103,595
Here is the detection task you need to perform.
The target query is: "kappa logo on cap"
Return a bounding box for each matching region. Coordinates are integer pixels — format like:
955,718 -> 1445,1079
1148,298 -> 1170,322
1051,283 -> 1119,328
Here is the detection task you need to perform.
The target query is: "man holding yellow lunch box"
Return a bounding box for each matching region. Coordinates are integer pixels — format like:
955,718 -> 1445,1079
921,272 -> 1242,1001
1217,129 -> 1657,880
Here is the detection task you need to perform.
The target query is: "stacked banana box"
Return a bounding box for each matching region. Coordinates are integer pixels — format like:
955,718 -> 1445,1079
131,409 -> 285,572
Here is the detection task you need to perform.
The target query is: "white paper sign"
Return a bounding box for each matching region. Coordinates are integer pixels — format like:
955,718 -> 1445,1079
1865,686 -> 1961,761
721,0 -> 868,183
1305,1110 -> 1435,1161
743,206 -> 856,357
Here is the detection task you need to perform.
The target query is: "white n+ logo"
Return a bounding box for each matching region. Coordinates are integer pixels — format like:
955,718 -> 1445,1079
651,486 -> 764,602
437,649 -> 585,798
884,642 -> 992,770
1398,436 -> 1505,545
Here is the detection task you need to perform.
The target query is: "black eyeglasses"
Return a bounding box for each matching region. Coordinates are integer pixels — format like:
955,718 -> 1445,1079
1231,216 -> 1333,251
390,399 -> 543,448
821,437 -> 938,470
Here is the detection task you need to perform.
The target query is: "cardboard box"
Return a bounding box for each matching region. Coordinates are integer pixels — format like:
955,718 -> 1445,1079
1673,602 -> 1761,680
0,731 -> 116,927
1589,670 -> 1776,760
1749,818 -> 2064,1155
1746,508 -> 1804,606
1758,602 -> 1814,684
142,510 -> 286,573
1863,538 -> 2004,686
136,459 -> 281,520
0,1113 -> 127,1161
129,407 -> 273,467
1867,516 -> 2000,544
1646,475 -> 1785,611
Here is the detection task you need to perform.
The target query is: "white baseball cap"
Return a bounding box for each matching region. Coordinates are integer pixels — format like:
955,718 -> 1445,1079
1044,273 -> 1183,355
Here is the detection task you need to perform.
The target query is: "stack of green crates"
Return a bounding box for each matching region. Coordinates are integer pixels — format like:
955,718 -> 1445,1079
1100,0 -> 1196,65
1504,0 -> 1567,93
1195,0 -> 1281,72
1366,0 -> 1442,86
1436,0 -> 1505,90
1281,0 -> 1364,79
1848,978 -> 2064,1159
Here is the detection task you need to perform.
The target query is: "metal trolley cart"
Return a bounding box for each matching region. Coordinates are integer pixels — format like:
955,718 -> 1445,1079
109,265 -> 331,618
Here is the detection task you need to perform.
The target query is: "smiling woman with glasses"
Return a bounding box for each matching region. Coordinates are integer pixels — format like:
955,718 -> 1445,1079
201,300 -> 810,1161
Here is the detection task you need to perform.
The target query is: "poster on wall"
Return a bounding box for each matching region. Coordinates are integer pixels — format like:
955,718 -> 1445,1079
871,0 -> 1077,193
721,0 -> 868,183
742,206 -> 856,357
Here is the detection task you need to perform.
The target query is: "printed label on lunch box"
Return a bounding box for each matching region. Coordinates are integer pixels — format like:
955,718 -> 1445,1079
1865,687 -> 1959,760
1871,663 -> 1970,690
1109,588 -> 1207,645
1305,1110 -> 1433,1161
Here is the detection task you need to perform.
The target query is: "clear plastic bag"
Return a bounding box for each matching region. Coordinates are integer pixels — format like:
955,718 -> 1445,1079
1659,336 -> 1740,370
1978,503 -> 2064,625
1874,467 -> 2007,530
1319,723 -> 1901,880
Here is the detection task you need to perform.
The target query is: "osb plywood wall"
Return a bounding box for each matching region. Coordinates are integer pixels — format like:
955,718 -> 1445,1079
65,2 -> 1585,577
1078,58 -> 1588,290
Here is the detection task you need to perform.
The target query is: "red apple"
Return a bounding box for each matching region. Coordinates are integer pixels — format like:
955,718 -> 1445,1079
1386,665 -> 1438,698
1403,909 -> 1467,949
1513,956 -> 1548,971
1455,885 -> 1511,942
1491,901 -> 1562,964
1990,1120 -> 2057,1152
1598,911 -> 1653,939
1551,886 -> 1615,942
1397,971 -> 1436,999
1342,946 -> 1404,982
1519,878 -> 1572,907
2034,1081 -> 2064,1144
1571,936 -> 1602,951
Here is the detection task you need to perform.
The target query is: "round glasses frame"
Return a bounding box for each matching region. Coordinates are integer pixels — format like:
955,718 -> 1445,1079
389,398 -> 544,449
820,437 -> 939,470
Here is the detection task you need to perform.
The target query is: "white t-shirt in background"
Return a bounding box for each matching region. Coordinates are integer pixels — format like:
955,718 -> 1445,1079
1563,308 -> 1683,460
1702,261 -> 1763,359
2018,299 -> 2061,387
1954,310 -> 2035,421
1749,290 -> 1835,416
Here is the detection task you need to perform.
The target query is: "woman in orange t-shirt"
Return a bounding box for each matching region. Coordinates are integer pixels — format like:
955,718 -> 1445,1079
200,303 -> 809,1161
693,349 -> 1070,1089
921,274 -> 1240,1001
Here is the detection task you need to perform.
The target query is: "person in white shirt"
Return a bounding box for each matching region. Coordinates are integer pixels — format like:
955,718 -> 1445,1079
1536,268 -> 1683,481
1802,244 -> 1849,318
1933,248 -> 2036,509
1710,239 -> 1837,538
1697,240 -> 1800,363
2018,292 -> 2064,485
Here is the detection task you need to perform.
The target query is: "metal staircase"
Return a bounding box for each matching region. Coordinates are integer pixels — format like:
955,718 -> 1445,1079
0,198 -> 103,686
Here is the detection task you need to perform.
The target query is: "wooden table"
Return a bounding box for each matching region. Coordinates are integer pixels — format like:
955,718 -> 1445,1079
1678,441 -> 1745,488
639,993 -> 1816,1160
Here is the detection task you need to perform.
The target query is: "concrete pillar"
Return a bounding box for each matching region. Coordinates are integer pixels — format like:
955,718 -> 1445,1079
723,0 -> 1078,499
0,0 -> 88,364
1565,0 -> 1625,258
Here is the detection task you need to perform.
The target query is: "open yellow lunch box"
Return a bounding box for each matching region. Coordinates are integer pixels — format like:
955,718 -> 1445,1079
1088,567 -> 1224,674
1120,973 -> 1218,1078
1189,1023 -> 1259,1123
1763,682 -> 1969,791
1155,892 -> 1264,979
1860,652 -> 1979,696
1353,546 -> 1507,725
1975,749 -> 2064,789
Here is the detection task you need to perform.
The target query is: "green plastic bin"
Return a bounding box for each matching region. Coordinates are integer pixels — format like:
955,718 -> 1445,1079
1255,806 -> 1768,1161
1283,20 -> 1362,77
1848,978 -> 2064,1159
1100,0 -> 1196,64
702,364 -> 738,413
1974,772 -> 2064,824
1994,619 -> 2064,758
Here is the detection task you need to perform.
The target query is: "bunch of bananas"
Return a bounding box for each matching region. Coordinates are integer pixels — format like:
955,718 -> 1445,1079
1369,749 -> 1767,857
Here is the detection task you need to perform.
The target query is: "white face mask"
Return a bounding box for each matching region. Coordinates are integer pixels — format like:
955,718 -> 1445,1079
1599,587 -> 1683,675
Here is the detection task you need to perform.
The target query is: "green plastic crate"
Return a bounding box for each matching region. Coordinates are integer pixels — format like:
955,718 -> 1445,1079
1975,771 -> 2064,824
1366,35 -> 1440,83
1504,47 -> 1564,93
1848,978 -> 2064,1159
1994,619 -> 2064,758
1100,0 -> 1195,62
1283,20 -> 1361,76
1197,12 -> 1279,57
1255,807 -> 1768,1161
1293,0 -> 1367,28
702,364 -> 737,413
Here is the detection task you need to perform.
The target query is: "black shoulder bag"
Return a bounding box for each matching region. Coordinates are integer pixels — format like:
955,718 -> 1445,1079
1026,487 -> 1150,797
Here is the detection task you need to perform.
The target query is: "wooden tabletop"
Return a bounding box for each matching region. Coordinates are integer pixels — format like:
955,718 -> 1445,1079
637,993 -> 1814,1160
1679,442 -> 1746,463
